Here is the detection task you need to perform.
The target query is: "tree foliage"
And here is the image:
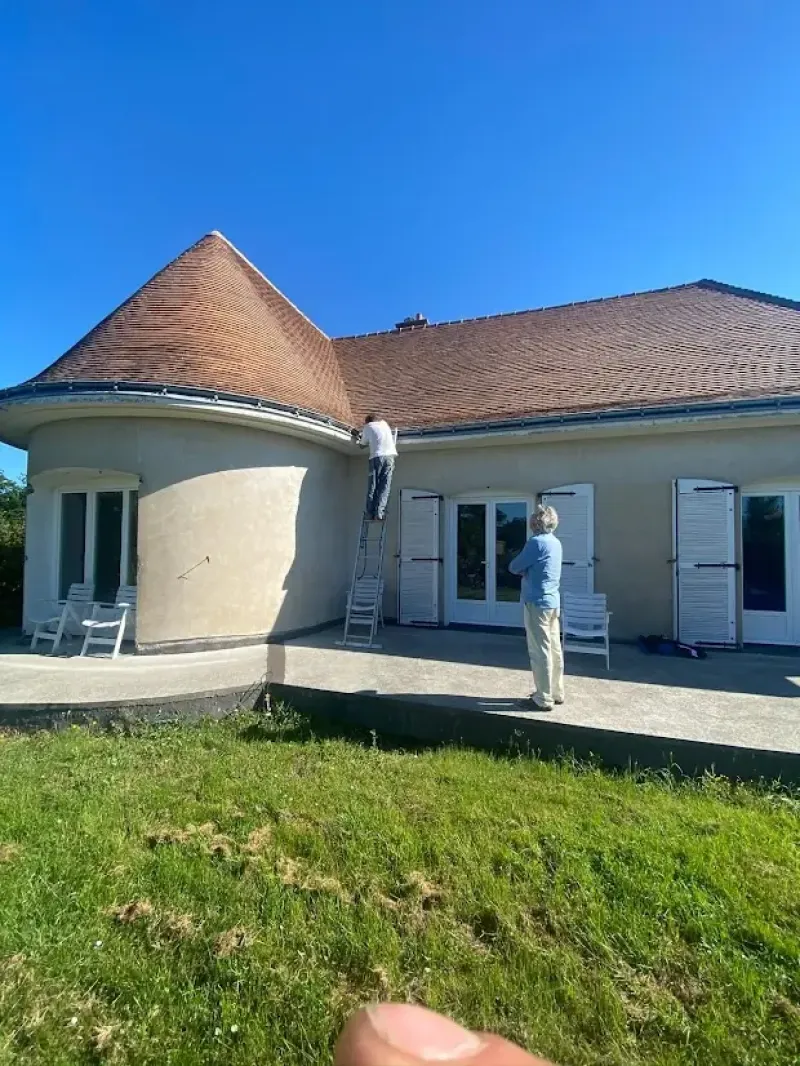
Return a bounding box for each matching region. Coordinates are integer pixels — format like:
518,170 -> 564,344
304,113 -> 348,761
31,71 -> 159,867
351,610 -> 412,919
0,473 -> 25,627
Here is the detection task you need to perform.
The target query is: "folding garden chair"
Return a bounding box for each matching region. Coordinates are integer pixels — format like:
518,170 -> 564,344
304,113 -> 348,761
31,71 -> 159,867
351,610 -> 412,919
561,592 -> 611,669
80,584 -> 137,659
30,583 -> 95,654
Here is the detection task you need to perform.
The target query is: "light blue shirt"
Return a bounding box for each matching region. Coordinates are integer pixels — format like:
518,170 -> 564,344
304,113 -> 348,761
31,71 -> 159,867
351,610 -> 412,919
508,532 -> 563,609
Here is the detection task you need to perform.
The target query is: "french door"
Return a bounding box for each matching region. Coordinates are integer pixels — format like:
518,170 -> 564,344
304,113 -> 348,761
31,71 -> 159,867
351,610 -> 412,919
449,499 -> 529,626
742,492 -> 800,645
57,487 -> 138,603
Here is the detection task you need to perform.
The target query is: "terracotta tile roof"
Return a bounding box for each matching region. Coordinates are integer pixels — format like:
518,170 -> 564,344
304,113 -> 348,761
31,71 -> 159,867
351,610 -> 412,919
24,230 -> 800,432
333,282 -> 800,429
29,232 -> 353,425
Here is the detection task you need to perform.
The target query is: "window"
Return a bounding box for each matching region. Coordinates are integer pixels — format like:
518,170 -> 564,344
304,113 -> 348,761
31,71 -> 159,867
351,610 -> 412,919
57,488 -> 138,602
742,494 -> 786,613
59,493 -> 87,599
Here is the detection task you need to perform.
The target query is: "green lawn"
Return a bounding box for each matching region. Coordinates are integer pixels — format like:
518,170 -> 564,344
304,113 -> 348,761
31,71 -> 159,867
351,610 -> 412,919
0,710 -> 798,1066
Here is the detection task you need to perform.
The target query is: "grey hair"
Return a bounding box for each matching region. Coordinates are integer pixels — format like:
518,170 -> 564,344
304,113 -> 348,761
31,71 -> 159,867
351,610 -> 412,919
530,504 -> 558,534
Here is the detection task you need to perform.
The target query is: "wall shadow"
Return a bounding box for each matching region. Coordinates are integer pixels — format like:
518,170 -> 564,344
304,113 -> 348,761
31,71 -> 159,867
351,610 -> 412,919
265,461 -> 351,685
240,688 -> 800,786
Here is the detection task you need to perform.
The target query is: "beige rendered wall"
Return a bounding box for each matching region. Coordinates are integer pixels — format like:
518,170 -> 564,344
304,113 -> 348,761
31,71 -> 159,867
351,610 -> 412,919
27,416 -> 351,649
365,421 -> 800,640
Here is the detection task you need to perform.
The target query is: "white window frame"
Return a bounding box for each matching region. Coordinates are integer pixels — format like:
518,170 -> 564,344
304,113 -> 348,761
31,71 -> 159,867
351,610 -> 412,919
741,487 -> 800,646
53,483 -> 138,603
445,493 -> 535,627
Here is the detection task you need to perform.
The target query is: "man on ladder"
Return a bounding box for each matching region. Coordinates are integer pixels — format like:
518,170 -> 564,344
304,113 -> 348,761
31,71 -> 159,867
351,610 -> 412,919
354,413 -> 397,520
339,415 -> 397,648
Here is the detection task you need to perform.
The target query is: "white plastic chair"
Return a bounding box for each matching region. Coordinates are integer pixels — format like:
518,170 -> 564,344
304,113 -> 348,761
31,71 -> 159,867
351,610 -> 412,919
561,592 -> 611,669
80,585 -> 137,659
30,583 -> 95,654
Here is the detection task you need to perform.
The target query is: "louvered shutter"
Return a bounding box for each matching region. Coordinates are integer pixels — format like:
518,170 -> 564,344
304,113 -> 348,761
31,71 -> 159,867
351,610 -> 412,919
540,483 -> 594,595
398,489 -> 440,625
674,479 -> 737,645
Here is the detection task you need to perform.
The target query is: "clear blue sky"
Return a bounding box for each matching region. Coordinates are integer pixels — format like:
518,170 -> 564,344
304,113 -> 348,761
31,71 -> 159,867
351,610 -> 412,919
2,0 -> 800,479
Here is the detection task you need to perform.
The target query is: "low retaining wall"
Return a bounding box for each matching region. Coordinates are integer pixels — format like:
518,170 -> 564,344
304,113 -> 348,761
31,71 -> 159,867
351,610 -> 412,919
0,684 -> 264,732
271,683 -> 800,785
2,678 -> 797,785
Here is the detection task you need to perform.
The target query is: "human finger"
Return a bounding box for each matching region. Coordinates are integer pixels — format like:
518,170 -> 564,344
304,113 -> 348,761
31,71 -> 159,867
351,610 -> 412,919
334,1003 -> 554,1065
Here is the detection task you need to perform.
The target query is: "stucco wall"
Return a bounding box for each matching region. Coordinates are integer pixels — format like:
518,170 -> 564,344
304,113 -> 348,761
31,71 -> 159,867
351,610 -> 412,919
23,483 -> 56,628
366,421 -> 800,640
24,414 -> 800,650
27,416 -> 351,649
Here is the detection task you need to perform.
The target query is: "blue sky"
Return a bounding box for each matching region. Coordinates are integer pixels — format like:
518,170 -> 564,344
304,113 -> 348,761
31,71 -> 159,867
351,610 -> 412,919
2,0 -> 800,479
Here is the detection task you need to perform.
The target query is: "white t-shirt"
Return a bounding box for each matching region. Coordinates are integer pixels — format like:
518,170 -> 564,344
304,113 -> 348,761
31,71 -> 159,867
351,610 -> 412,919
361,419 -> 397,459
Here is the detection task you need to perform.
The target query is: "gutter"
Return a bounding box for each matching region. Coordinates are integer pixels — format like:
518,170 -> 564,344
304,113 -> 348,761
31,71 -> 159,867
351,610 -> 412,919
0,379 -> 354,443
3,379 -> 800,448
397,393 -> 800,443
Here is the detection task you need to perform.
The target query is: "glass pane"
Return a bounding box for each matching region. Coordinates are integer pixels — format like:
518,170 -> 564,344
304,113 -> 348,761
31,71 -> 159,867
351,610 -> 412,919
126,491 -> 139,586
495,502 -> 527,602
59,493 -> 87,599
743,495 -> 786,612
94,491 -> 123,603
457,504 -> 486,600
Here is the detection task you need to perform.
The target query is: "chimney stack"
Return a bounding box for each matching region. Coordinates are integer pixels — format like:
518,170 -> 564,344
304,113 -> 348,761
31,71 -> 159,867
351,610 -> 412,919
394,312 -> 428,332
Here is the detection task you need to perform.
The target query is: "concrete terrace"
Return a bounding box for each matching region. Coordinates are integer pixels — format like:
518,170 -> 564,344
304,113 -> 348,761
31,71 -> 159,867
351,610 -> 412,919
1,627 -> 799,781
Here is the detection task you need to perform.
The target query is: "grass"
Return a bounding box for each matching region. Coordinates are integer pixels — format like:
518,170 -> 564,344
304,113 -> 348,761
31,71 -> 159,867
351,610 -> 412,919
0,709 -> 798,1066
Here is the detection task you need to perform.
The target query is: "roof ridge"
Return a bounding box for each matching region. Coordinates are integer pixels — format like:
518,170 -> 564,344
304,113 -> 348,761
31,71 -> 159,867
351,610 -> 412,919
332,281 -> 706,341
208,231 -> 330,341
32,231 -> 333,387
334,278 -> 800,341
695,278 -> 800,313
29,233 -> 218,377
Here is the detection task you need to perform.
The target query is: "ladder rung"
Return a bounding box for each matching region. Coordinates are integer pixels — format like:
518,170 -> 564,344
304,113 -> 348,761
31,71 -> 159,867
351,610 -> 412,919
344,514 -> 387,648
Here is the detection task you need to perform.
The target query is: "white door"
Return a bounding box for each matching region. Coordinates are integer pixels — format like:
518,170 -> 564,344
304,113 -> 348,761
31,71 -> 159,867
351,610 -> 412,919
398,489 -> 440,625
674,479 -> 737,645
449,498 -> 529,626
540,484 -> 594,595
742,492 -> 800,645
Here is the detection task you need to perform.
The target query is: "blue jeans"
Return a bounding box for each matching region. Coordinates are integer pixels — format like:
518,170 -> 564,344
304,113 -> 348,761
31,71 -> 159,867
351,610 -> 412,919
366,457 -> 395,519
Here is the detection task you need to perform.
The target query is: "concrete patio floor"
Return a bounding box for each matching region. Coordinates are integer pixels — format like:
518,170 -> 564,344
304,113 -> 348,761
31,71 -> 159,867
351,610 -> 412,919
272,627 -> 800,755
2,626 -> 799,778
0,632 -> 270,705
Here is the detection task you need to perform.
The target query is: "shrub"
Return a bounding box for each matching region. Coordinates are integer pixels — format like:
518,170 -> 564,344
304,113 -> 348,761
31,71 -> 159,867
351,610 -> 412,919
0,473 -> 25,628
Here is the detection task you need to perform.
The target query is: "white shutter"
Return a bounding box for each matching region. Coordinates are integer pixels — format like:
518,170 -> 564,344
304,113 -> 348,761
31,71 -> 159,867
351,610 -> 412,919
398,489 -> 440,625
540,483 -> 594,595
675,478 -> 737,645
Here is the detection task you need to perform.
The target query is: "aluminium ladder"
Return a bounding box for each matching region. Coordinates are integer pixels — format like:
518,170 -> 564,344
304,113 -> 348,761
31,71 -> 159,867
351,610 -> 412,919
338,516 -> 388,649
339,425 -> 397,649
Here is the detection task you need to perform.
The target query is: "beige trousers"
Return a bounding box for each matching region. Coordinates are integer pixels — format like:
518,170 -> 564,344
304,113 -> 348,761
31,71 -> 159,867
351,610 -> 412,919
523,604 -> 565,707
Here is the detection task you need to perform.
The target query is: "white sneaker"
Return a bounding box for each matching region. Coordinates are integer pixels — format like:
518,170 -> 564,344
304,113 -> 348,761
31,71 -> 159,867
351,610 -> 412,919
525,694 -> 554,711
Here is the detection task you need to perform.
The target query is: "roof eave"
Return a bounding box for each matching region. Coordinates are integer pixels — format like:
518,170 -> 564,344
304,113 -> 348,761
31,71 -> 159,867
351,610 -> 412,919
0,380 -> 355,452
4,382 -> 800,454
397,393 -> 800,446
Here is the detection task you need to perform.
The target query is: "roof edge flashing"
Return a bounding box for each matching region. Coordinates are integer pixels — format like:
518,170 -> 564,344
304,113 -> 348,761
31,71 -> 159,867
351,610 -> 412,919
0,380 -> 355,448
334,278 -> 800,341
209,231 -> 331,342
695,279 -> 800,312
397,392 -> 800,442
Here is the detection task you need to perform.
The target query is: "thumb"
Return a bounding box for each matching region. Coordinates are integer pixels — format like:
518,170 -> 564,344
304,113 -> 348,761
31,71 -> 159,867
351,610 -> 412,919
334,1003 -> 554,1065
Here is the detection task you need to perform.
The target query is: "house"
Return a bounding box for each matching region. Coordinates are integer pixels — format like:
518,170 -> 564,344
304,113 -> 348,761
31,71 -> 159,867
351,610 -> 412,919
2,231 -> 800,652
